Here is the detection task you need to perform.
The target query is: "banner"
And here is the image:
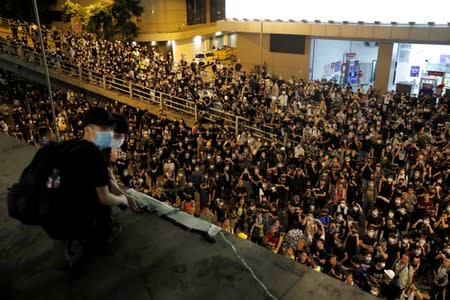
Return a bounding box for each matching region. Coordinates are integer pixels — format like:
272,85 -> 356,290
71,16 -> 82,34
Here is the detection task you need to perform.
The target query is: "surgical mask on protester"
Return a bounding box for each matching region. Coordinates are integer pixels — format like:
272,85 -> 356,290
91,129 -> 113,149
389,238 -> 397,245
110,137 -> 125,148
368,231 -> 375,238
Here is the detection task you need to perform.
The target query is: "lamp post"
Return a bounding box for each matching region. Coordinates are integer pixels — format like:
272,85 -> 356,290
259,16 -> 263,74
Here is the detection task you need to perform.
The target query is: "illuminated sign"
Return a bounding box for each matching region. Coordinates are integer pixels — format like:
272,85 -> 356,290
427,71 -> 445,76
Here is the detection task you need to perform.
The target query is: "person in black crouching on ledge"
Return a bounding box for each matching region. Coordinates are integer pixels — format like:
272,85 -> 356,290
53,108 -> 138,268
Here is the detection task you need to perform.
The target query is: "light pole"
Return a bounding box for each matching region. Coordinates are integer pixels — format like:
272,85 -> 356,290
259,16 -> 263,74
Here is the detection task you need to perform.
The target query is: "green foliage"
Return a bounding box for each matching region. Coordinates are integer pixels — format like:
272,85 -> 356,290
61,0 -> 85,23
61,0 -> 143,41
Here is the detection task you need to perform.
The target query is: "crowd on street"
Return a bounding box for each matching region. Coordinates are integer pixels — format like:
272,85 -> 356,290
0,21 -> 449,300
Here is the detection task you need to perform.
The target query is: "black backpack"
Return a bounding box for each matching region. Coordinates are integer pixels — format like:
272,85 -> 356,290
7,140 -> 80,232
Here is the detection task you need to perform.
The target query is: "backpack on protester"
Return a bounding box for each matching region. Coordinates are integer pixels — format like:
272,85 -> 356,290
7,140 -> 81,238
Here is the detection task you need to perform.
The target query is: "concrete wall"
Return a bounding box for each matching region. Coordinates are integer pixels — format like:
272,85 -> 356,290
138,0 -> 187,34
236,32 -> 311,81
374,42 -> 394,94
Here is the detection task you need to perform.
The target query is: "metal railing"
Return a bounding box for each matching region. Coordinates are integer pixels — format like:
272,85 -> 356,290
0,37 -> 291,143
0,17 -> 9,27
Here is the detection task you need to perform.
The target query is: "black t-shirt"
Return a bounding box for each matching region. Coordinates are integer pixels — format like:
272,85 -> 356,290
51,140 -> 110,238
361,235 -> 377,248
368,265 -> 385,282
65,139 -> 109,197
287,210 -> 300,229
395,212 -> 410,232
386,244 -> 400,268
367,215 -> 383,228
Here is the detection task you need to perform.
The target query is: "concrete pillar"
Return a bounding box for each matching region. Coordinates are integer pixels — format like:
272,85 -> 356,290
374,42 -> 394,94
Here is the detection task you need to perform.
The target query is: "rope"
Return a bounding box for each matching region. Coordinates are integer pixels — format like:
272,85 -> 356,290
219,231 -> 278,300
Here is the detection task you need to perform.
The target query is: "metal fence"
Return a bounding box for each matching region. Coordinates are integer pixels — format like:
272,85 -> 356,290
0,37 -> 289,143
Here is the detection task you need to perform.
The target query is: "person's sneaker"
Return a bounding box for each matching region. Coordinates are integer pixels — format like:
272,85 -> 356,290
53,239 -> 85,270
53,239 -> 67,270
106,222 -> 122,243
65,240 -> 85,267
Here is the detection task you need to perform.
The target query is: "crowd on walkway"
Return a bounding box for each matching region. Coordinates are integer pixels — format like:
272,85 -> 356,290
2,24 -> 321,130
1,19 -> 450,299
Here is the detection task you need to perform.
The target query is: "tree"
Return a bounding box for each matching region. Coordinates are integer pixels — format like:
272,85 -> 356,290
110,0 -> 143,40
61,0 -> 143,41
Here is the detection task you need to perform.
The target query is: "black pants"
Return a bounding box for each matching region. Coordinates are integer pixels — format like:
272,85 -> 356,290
430,283 -> 446,300
91,204 -> 112,240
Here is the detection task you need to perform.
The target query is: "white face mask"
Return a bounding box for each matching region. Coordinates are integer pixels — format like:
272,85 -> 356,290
110,137 -> 125,149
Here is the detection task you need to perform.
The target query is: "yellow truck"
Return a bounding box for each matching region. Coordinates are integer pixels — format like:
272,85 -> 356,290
214,46 -> 237,61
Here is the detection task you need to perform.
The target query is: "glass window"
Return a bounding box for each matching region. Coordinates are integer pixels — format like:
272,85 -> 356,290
228,33 -> 237,47
210,0 -> 225,22
186,0 -> 206,25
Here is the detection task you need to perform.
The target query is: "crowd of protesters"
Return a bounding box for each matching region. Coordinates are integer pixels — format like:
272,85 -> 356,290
1,65 -> 449,299
1,21 -> 450,299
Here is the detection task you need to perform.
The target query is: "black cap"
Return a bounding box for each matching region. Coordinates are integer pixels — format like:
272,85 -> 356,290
83,107 -> 114,127
112,112 -> 129,134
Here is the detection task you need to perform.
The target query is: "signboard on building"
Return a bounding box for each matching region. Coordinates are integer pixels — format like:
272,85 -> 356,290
439,55 -> 450,64
410,66 -> 420,77
428,70 -> 445,77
